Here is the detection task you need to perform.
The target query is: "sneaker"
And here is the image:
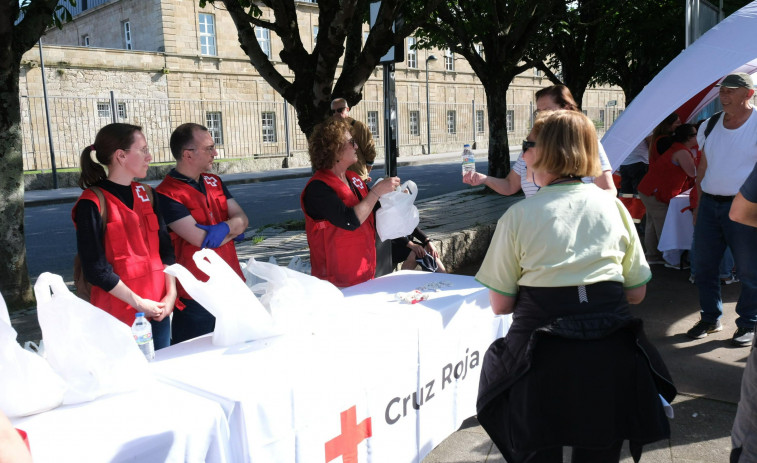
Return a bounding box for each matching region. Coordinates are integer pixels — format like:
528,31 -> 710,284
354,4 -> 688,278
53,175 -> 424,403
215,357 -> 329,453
686,319 -> 723,339
721,275 -> 740,285
732,327 -> 755,347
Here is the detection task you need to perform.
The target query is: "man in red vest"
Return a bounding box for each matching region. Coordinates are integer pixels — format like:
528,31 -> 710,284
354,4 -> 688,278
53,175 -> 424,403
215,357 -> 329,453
156,123 -> 249,344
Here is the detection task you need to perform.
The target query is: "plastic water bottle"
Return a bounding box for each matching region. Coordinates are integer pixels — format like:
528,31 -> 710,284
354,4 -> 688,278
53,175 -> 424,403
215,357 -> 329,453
132,313 -> 155,361
461,144 -> 475,175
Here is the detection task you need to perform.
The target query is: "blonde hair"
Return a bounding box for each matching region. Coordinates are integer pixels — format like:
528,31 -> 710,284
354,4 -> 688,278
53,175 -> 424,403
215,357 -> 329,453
532,110 -> 600,178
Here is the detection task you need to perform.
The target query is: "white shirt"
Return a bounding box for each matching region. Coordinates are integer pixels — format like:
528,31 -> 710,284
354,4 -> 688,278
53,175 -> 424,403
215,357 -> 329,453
698,107 -> 757,196
512,140 -> 612,198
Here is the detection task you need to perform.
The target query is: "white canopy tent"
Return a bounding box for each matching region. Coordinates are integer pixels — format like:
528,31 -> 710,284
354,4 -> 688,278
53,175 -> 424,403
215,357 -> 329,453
601,1 -> 757,169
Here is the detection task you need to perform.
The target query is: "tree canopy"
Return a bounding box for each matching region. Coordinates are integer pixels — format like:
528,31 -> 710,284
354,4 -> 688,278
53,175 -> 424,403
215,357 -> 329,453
412,0 -> 564,179
211,0 -> 442,136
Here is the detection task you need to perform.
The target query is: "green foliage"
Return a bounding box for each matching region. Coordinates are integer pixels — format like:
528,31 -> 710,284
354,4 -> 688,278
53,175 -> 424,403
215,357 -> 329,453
591,0 -> 683,102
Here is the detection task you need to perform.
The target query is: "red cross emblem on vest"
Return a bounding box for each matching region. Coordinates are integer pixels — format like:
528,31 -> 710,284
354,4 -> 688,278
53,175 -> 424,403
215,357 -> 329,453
135,185 -> 150,203
351,177 -> 365,191
324,406 -> 372,463
204,176 -> 218,187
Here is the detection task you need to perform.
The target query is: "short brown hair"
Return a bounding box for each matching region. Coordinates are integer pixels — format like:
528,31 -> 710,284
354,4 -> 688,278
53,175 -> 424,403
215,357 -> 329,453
170,123 -> 208,160
308,118 -> 351,170
532,110 -> 600,178
535,85 -> 579,111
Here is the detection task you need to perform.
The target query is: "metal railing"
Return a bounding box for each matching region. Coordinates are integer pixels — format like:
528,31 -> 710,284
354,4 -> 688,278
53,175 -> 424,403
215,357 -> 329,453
20,94 -> 624,171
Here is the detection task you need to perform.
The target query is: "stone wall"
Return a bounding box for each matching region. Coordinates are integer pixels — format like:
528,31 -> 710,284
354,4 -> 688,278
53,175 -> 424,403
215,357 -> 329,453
21,0 -> 626,172
42,0 -> 165,52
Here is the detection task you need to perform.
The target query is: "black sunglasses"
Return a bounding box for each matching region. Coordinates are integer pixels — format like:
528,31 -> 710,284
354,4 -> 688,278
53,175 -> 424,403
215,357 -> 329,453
333,107 -> 348,114
522,140 -> 536,152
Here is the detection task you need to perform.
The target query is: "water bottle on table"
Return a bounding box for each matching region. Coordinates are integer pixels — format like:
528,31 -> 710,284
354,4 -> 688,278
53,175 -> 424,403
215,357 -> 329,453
132,313 -> 155,361
461,144 -> 475,175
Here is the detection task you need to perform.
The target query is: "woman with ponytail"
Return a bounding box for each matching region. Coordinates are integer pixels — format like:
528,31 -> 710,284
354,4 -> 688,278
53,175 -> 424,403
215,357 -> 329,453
72,123 -> 176,349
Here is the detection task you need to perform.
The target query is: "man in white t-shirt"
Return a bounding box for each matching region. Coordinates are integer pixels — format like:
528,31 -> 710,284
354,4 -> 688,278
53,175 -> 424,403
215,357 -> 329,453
687,73 -> 757,347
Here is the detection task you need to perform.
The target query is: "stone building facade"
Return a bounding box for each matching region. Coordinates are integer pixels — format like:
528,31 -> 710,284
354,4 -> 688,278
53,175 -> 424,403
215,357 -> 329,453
19,0 -> 625,171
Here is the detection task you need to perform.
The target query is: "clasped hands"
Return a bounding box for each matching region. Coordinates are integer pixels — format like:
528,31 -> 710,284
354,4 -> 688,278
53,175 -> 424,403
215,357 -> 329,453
195,222 -> 245,248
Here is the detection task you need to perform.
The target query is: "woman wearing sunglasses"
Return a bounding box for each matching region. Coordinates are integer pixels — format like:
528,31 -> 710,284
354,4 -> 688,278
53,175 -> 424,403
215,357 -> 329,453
475,110 -> 675,463
463,84 -> 616,197
301,118 -> 400,287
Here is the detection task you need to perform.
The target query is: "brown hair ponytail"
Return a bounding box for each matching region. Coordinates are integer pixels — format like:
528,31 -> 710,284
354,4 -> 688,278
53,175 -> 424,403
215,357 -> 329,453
78,123 -> 142,189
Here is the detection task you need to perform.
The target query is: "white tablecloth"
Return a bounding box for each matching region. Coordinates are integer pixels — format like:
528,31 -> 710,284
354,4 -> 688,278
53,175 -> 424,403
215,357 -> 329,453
11,380 -> 230,463
658,191 -> 693,266
152,271 -> 510,463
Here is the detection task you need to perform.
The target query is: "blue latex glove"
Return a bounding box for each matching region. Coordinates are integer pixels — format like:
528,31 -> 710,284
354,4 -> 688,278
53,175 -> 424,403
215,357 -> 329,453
233,233 -> 245,242
195,222 -> 230,248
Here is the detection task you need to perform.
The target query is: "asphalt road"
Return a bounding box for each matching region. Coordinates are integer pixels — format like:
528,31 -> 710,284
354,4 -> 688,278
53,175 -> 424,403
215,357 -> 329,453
23,159 -> 489,281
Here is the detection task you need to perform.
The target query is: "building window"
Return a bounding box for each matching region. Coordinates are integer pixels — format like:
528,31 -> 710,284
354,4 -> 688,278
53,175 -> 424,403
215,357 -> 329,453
367,111 -> 379,138
447,110 -> 456,134
123,21 -> 132,50
534,68 -> 542,77
313,26 -> 318,49
261,112 -> 277,143
476,110 -> 485,133
97,102 -> 110,118
444,48 -> 454,71
205,111 -> 223,145
409,110 -> 420,136
407,37 -> 417,69
198,13 -> 217,56
256,27 -> 271,59
474,43 -> 484,57
82,35 -> 90,47
117,102 -> 127,119
506,110 -> 514,132
598,109 -> 606,128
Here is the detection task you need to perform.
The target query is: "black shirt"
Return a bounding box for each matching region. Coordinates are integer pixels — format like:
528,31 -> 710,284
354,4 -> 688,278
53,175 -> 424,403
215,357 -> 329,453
302,179 -> 378,230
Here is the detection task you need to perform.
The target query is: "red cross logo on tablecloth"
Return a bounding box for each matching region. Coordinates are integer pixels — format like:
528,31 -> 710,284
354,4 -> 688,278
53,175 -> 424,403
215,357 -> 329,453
324,406 -> 372,463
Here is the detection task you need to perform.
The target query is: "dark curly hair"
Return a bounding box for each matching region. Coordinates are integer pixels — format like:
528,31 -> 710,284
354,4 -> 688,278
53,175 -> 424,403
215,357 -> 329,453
308,118 -> 351,171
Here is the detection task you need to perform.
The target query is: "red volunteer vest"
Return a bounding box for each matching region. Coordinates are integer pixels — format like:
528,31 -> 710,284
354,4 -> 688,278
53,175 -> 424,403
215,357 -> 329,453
72,184 -> 166,325
301,170 -> 376,288
156,173 -> 244,301
638,142 -> 695,204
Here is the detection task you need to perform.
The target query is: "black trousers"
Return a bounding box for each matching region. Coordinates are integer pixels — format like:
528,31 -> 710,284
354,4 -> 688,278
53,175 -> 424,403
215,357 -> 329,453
519,440 -> 623,463
171,297 -> 216,345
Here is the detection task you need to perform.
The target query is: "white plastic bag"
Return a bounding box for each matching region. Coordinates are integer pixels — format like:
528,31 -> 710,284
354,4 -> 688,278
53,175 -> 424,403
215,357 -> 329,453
33,272 -> 150,404
164,249 -> 280,346
244,257 -> 344,335
375,180 -> 420,241
0,292 -> 66,418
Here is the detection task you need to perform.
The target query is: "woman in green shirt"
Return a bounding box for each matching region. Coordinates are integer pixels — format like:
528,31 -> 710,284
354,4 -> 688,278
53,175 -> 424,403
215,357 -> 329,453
475,110 -> 675,463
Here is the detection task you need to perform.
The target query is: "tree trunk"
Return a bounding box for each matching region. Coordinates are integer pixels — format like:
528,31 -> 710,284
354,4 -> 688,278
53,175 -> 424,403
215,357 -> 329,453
0,65 -> 34,310
484,80 -> 511,179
